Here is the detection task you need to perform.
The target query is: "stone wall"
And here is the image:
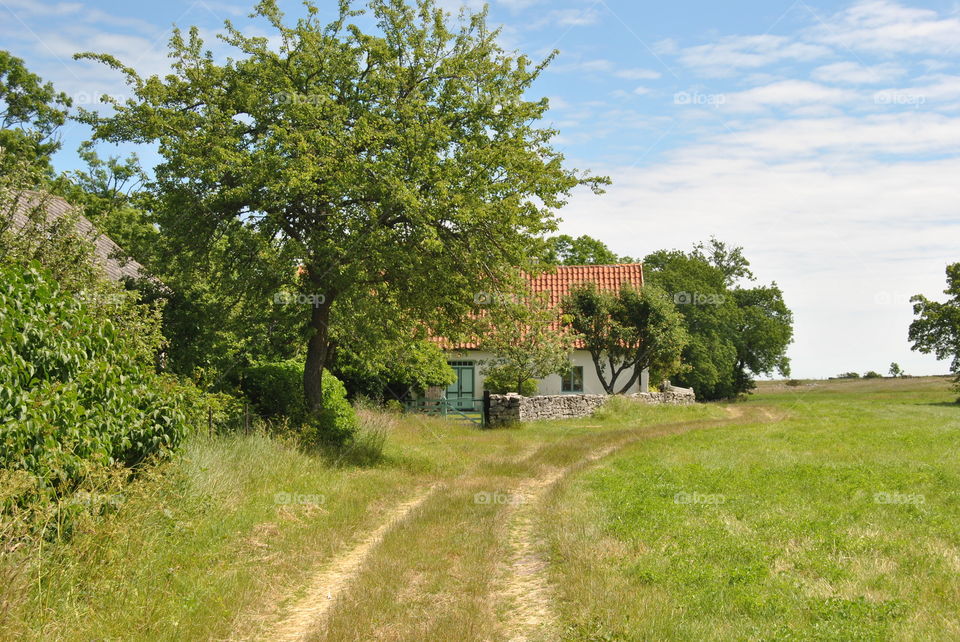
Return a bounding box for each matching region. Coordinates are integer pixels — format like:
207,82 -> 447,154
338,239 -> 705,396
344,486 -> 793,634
487,386 -> 695,427
628,389 -> 697,405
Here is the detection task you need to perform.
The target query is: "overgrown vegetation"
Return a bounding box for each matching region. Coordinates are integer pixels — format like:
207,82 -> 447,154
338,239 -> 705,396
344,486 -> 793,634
0,262 -> 186,480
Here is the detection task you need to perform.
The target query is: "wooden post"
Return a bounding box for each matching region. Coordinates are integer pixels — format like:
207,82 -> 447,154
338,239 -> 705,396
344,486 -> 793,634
482,390 -> 491,429
207,407 -> 213,436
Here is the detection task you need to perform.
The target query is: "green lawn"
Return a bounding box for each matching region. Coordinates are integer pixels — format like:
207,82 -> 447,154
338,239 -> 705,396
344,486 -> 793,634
2,377 -> 957,640
545,376 -> 960,640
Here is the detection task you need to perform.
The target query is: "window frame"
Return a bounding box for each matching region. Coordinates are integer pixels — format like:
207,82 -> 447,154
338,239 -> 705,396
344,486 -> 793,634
561,366 -> 585,393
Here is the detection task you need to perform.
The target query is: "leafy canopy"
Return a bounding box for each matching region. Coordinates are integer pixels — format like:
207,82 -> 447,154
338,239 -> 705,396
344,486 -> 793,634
563,282 -> 688,395
478,291 -> 575,394
644,238 -> 793,400
909,263 -> 960,393
77,0 -> 606,417
541,234 -> 635,266
0,50 -> 71,174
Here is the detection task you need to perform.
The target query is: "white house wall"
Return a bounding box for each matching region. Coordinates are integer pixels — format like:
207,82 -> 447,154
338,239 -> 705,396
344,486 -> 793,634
448,350 -> 649,396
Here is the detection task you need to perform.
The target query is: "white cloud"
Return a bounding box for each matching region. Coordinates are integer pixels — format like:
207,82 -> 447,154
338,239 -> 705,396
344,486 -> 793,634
809,0 -> 960,56
720,80 -> 860,113
677,35 -> 832,76
559,141 -> 960,377
543,7 -> 601,28
811,61 -> 905,84
614,67 -> 662,80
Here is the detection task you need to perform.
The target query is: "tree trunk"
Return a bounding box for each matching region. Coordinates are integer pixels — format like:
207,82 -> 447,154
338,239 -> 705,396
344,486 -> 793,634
304,293 -> 333,414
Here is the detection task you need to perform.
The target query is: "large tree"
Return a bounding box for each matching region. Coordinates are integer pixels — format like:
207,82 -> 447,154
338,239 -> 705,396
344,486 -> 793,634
78,0 -> 605,423
644,238 -> 793,399
541,233 -> 635,265
563,282 -> 688,394
0,50 -> 71,174
478,291 -> 575,394
909,263 -> 960,394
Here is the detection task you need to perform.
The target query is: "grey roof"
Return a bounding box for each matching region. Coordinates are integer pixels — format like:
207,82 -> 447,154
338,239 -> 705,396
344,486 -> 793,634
7,190 -> 145,282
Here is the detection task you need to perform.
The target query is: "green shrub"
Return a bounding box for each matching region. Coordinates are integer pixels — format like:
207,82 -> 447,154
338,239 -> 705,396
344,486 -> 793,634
0,263 -> 188,502
786,379 -> 802,386
241,359 -> 356,445
863,371 -> 883,379
241,359 -> 307,420
483,366 -> 538,396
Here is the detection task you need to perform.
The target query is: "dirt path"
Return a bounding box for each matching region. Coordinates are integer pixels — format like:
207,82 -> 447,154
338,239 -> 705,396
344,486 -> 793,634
266,485 -> 439,641
261,406 -> 776,641
496,409 -> 780,641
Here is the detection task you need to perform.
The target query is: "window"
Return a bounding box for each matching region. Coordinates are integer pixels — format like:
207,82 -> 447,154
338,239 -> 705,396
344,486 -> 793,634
561,366 -> 584,393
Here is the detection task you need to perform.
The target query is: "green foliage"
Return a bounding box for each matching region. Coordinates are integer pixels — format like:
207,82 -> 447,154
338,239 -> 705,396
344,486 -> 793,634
241,359 -> 307,420
52,141 -> 159,266
863,370 -> 883,379
564,282 -> 688,394
0,264 -> 188,501
310,370 -> 359,447
241,360 -> 356,445
836,372 -> 861,379
332,339 -> 455,401
479,291 -> 574,394
0,50 -> 71,174
540,234 -> 635,265
909,263 -> 960,393
483,367 -> 539,396
643,238 -> 793,400
78,0 -> 607,414
889,362 -> 904,378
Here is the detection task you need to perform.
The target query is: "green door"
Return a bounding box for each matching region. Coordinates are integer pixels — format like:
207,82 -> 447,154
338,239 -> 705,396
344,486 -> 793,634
446,361 -> 476,411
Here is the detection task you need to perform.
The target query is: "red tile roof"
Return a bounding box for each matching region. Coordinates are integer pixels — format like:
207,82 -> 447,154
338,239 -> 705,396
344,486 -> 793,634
528,263 -> 644,309
440,263 -> 644,350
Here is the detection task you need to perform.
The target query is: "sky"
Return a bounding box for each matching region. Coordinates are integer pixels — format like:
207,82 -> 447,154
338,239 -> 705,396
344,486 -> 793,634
1,0 -> 958,379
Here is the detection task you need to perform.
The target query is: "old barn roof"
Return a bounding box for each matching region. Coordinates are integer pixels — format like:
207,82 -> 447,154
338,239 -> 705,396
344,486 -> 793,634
6,191 -> 144,282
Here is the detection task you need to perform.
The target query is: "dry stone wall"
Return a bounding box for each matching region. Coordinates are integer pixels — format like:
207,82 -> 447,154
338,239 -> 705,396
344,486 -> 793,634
487,387 -> 695,426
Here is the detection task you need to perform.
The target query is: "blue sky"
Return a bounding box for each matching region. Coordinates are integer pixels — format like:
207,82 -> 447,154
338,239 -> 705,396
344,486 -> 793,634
2,0 -> 959,378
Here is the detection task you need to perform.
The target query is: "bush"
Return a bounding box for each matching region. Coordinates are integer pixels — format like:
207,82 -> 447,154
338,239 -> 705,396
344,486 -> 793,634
786,379 -> 802,387
863,371 -> 883,379
241,359 -> 356,445
482,366 -> 539,396
0,263 -> 188,502
241,359 -> 307,420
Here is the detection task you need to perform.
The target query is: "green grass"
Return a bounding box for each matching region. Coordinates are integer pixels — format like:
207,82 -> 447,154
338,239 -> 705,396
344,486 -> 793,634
544,376 -> 960,640
4,377 -> 957,640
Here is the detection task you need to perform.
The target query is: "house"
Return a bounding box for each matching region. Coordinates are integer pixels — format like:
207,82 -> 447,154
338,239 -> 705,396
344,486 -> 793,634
3,190 -> 144,282
437,264 -> 650,406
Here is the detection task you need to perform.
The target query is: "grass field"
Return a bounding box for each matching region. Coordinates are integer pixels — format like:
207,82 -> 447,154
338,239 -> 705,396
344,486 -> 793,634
546,376 -> 960,640
1,376 -> 957,640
